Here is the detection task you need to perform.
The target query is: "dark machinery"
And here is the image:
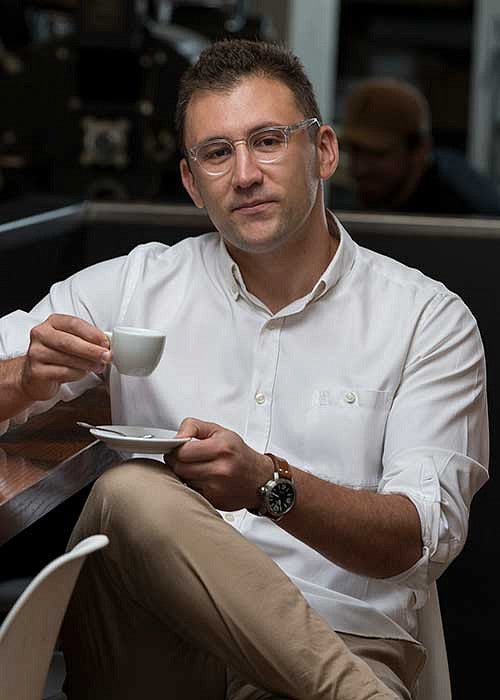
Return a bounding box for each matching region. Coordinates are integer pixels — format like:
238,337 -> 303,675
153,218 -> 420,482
0,1 -> 273,202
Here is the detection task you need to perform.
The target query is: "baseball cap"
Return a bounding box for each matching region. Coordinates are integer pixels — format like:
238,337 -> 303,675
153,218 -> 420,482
340,78 -> 431,152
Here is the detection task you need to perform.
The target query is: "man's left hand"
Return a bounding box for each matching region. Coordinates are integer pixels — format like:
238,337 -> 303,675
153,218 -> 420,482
165,417 -> 273,511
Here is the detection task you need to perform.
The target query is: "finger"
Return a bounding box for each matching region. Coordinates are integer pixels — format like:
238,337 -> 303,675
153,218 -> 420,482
176,417 -> 223,439
25,363 -> 92,385
49,314 -> 110,347
30,322 -> 110,365
29,345 -> 107,374
174,435 -> 225,463
170,460 -> 214,482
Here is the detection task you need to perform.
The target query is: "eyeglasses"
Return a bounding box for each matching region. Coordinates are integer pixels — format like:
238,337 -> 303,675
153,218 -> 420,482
186,117 -> 320,176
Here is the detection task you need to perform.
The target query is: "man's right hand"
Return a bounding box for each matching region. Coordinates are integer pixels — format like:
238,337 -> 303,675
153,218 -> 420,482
19,314 -> 111,402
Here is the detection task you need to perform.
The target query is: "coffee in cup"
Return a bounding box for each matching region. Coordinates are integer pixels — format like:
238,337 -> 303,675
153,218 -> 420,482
103,326 -> 166,376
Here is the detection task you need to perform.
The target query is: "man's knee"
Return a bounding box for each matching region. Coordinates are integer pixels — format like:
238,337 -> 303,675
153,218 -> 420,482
93,458 -> 175,505
79,459 -> 191,543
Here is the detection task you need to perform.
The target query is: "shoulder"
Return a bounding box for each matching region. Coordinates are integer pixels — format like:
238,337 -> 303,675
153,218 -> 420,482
353,241 -> 450,298
37,232 -> 220,312
346,242 -> 483,386
96,232 -> 220,277
351,239 -> 477,329
132,232 -> 219,263
126,232 -> 218,261
334,220 -> 461,313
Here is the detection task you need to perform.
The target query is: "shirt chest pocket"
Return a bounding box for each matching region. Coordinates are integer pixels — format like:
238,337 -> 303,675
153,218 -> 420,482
303,388 -> 394,488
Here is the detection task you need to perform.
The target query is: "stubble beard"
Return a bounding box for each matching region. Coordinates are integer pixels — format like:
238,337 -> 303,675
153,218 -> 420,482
220,210 -> 291,256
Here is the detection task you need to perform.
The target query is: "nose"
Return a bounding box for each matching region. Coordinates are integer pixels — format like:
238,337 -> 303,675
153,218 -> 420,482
231,141 -> 264,190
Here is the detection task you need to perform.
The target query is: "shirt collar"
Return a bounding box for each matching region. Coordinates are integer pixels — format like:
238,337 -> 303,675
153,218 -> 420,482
216,237 -> 242,301
216,209 -> 357,307
311,210 -> 356,300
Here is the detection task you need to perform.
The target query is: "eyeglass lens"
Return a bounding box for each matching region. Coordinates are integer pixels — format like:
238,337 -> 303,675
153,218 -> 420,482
197,128 -> 287,173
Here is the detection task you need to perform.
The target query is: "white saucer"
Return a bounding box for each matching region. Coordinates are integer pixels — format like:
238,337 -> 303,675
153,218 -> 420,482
89,425 -> 191,453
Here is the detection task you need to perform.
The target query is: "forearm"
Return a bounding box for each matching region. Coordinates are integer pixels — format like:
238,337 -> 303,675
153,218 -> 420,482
170,420 -> 423,578
279,467 -> 422,579
0,355 -> 35,423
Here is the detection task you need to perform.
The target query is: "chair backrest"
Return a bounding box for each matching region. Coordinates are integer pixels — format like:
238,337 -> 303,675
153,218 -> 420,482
414,582 -> 452,700
0,534 -> 109,700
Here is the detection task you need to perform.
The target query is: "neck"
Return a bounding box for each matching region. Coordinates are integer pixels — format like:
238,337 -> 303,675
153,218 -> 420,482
226,207 -> 339,314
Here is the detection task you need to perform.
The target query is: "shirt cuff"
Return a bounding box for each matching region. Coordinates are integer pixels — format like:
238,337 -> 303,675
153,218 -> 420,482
378,449 -> 487,595
0,375 -> 102,436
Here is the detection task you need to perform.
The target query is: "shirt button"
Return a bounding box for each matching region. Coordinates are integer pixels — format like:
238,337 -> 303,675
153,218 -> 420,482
225,513 -> 235,522
344,391 -> 357,404
314,281 -> 326,297
255,392 -> 266,405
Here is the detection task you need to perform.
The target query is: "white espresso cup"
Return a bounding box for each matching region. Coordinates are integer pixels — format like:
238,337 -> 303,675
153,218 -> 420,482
103,326 -> 166,376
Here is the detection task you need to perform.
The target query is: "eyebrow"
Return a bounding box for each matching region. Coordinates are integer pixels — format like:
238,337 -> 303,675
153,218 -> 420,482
196,121 -> 287,144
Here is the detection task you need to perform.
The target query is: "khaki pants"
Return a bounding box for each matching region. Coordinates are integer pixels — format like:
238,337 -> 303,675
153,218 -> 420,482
61,460 -> 425,700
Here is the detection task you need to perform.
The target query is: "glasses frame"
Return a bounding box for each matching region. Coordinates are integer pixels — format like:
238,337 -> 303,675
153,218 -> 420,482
186,117 -> 320,176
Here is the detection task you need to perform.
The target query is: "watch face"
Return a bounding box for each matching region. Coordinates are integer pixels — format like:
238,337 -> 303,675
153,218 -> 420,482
267,480 -> 295,515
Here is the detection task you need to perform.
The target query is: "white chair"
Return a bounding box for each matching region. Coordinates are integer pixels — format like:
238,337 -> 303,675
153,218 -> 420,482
0,534 -> 109,700
414,581 -> 452,700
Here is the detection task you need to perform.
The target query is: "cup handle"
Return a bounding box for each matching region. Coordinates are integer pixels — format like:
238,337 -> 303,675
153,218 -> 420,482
103,331 -> 113,352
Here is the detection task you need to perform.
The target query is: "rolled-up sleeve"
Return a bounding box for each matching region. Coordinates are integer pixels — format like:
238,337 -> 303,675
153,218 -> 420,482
0,249 -> 142,435
378,292 -> 489,590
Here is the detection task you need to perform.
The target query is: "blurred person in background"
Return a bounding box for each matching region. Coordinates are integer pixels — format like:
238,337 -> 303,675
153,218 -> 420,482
338,77 -> 500,216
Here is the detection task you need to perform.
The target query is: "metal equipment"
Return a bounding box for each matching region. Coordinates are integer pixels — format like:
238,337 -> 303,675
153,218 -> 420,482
0,1 -> 213,201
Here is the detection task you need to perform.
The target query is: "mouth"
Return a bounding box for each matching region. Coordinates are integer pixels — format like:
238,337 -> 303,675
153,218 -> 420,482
231,200 -> 276,215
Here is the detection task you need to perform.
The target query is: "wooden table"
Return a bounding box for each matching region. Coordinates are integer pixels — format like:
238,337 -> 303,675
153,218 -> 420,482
0,386 -> 122,546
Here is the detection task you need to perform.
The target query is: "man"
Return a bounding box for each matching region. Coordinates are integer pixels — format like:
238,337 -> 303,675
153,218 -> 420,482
338,77 -> 500,216
0,40 -> 489,699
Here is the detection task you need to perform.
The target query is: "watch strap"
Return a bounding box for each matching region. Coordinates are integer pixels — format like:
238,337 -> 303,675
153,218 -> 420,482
264,452 -> 293,482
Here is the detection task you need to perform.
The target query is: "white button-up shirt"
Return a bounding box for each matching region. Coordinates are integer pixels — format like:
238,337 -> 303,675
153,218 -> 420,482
0,216 -> 489,644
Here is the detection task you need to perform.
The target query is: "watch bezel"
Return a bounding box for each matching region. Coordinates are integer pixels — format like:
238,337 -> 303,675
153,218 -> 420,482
261,476 -> 296,520
250,454 -> 296,521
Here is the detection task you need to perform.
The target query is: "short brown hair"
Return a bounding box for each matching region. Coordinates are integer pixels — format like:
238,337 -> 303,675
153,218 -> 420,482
175,39 -> 322,150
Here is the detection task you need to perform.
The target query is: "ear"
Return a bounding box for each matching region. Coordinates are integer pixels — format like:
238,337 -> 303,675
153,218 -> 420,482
315,125 -> 339,180
180,158 -> 205,209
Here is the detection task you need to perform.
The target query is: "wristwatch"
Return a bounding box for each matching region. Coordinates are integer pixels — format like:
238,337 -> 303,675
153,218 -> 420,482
253,453 -> 296,521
